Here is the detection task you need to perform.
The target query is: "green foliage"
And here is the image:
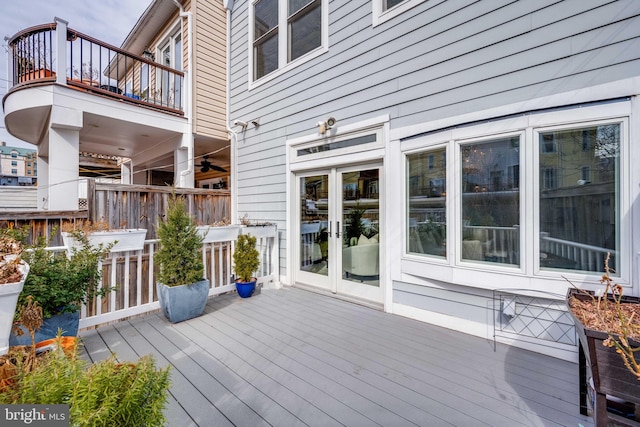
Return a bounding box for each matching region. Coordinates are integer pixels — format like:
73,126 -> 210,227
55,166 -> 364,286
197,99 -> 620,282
18,229 -> 113,319
233,234 -> 260,283
155,192 -> 204,287
344,205 -> 367,246
417,221 -> 446,247
0,345 -> 170,427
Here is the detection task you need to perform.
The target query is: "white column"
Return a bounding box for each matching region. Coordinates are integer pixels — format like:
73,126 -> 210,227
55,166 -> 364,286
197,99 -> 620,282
120,159 -> 133,184
174,133 -> 194,188
54,17 -> 68,86
37,105 -> 82,210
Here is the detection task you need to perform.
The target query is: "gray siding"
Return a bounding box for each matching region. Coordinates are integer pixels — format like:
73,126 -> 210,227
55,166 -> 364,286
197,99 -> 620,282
228,0 -> 640,276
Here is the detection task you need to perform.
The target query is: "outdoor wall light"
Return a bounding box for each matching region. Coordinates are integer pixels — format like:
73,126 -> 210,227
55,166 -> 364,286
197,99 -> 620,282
317,117 -> 337,134
233,119 -> 248,129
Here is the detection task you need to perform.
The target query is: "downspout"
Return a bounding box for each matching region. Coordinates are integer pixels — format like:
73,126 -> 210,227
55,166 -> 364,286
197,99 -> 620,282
173,0 -> 194,184
224,0 -> 237,224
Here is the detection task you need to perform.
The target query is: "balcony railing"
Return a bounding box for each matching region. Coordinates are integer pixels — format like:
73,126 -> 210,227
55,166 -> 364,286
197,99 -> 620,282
8,20 -> 184,115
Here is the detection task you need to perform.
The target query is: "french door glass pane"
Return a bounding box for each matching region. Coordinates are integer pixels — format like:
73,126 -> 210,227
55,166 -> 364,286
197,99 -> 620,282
538,124 -> 619,273
300,175 -> 329,275
342,169 -> 379,286
461,137 -> 520,266
407,148 -> 446,258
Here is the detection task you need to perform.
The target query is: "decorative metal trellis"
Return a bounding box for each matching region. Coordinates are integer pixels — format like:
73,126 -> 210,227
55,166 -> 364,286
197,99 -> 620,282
492,289 -> 577,350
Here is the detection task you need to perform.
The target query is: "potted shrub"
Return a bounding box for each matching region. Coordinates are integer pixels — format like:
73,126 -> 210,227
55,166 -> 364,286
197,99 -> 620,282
0,341 -> 170,426
0,234 -> 29,356
61,221 -> 147,253
566,255 -> 640,425
233,234 -> 261,298
155,193 -> 209,323
10,229 -> 113,346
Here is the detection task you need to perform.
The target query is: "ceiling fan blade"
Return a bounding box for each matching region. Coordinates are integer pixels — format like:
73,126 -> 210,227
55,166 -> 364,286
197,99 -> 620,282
211,165 -> 227,173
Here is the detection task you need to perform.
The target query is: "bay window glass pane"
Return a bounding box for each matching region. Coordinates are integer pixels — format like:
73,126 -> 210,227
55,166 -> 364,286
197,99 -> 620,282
461,137 -> 520,265
539,124 -> 619,273
407,149 -> 446,257
289,0 -> 321,61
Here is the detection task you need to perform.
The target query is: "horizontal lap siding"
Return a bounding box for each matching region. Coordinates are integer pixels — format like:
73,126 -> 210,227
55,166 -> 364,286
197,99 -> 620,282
194,0 -> 228,141
229,0 -> 640,275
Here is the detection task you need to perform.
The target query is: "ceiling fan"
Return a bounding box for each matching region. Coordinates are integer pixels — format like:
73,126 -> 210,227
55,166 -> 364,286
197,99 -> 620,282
196,155 -> 226,173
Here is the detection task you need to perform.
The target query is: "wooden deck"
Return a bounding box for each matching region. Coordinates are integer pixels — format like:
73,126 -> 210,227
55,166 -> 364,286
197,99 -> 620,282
80,287 -> 594,427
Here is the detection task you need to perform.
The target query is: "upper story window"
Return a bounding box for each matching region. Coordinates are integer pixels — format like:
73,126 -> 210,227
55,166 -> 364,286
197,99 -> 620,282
251,0 -> 327,85
373,0 -> 429,26
384,0 -> 404,10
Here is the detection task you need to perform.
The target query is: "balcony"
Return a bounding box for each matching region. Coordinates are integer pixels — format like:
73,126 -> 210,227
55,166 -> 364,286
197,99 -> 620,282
2,19 -> 193,210
6,21 -> 184,115
4,19 -> 188,186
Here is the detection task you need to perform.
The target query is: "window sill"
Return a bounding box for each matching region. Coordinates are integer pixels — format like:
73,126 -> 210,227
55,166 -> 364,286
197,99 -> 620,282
248,46 -> 328,91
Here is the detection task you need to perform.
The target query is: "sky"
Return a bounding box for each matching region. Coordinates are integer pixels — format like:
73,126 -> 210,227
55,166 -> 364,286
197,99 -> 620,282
0,0 -> 154,149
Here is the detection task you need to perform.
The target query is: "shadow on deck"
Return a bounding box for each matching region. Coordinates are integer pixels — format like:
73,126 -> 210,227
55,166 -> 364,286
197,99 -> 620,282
80,287 -> 594,427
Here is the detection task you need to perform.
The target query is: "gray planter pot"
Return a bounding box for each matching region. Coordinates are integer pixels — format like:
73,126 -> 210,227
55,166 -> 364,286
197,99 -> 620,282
10,310 -> 80,347
157,279 -> 210,323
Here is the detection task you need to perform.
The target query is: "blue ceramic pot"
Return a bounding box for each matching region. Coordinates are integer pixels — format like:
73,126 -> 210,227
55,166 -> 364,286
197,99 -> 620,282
235,280 -> 256,298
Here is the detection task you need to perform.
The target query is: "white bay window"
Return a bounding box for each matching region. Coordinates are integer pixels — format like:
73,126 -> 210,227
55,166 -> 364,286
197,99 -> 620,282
404,102 -> 628,288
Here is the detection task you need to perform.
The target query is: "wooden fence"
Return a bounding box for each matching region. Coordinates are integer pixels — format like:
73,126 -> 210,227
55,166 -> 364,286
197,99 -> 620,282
0,180 -> 231,245
0,181 -> 281,329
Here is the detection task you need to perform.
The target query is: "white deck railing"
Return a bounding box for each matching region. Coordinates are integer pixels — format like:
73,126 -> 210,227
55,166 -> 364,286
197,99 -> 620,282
45,226 -> 279,329
539,233 -> 610,272
463,226 -> 611,271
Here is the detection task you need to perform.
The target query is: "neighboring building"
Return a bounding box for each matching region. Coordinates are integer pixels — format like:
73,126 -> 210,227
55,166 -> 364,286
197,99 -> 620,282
227,0 -> 640,361
3,0 -> 229,210
0,143 -> 37,185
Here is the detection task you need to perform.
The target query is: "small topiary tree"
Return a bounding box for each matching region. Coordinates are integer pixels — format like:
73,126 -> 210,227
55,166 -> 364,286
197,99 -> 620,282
155,192 -> 204,287
233,234 -> 260,283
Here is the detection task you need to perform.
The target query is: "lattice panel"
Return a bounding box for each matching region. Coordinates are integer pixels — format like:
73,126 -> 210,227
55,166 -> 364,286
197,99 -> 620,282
493,290 -> 577,346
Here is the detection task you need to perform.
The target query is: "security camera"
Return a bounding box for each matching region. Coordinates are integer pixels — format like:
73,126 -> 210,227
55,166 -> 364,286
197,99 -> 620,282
233,119 -> 248,128
326,117 -> 336,127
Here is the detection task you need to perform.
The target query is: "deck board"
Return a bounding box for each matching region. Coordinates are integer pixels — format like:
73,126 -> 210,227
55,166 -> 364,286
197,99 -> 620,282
79,286 -> 595,427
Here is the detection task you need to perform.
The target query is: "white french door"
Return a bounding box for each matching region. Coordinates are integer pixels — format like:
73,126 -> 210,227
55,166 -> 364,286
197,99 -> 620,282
295,163 -> 382,303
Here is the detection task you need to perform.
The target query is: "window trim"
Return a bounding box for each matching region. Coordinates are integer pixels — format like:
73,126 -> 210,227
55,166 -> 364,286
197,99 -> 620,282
400,104 -> 631,292
532,118 -> 628,283
248,0 -> 328,89
372,0 -> 432,27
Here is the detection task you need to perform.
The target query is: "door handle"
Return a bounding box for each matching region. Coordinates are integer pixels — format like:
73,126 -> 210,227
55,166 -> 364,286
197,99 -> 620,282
328,221 -> 332,237
336,221 -> 341,238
